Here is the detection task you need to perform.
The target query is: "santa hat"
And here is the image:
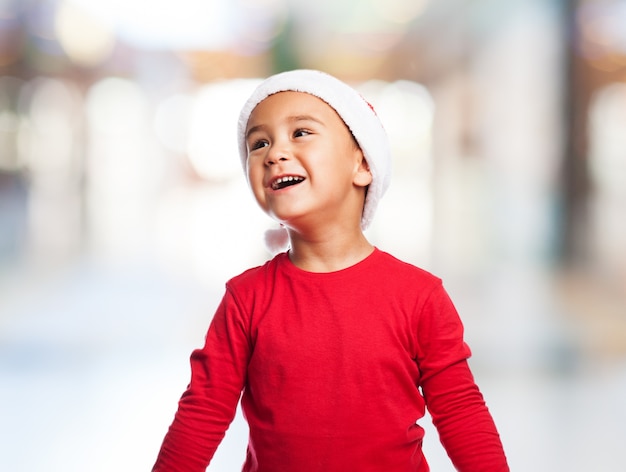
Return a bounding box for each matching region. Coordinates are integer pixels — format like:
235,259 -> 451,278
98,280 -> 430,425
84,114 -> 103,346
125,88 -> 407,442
237,69 -> 392,253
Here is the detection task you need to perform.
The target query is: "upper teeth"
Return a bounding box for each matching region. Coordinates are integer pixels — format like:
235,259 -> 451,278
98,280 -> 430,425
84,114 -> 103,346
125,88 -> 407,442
272,176 -> 303,189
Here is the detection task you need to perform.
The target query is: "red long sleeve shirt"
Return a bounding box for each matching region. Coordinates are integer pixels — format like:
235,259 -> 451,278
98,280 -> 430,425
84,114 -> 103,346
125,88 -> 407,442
153,248 -> 509,471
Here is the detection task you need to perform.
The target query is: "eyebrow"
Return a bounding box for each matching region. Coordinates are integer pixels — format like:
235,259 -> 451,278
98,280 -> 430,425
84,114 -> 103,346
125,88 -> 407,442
290,114 -> 325,126
245,114 -> 325,139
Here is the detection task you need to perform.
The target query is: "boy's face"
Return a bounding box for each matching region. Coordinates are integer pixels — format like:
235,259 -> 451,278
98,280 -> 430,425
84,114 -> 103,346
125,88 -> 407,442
244,91 -> 372,230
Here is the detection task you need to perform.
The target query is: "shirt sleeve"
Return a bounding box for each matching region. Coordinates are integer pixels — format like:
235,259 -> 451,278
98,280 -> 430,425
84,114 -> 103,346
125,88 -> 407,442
417,283 -> 510,472
152,287 -> 251,472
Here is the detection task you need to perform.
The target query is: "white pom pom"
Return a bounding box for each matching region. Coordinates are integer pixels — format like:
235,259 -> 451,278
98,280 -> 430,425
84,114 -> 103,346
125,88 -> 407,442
264,226 -> 290,254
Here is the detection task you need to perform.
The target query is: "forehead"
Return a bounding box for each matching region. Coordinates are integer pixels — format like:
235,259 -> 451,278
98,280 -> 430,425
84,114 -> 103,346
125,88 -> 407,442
247,91 -> 342,127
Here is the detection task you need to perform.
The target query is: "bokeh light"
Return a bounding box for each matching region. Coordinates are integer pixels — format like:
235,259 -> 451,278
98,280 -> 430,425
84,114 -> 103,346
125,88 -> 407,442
187,79 -> 259,181
55,0 -> 115,67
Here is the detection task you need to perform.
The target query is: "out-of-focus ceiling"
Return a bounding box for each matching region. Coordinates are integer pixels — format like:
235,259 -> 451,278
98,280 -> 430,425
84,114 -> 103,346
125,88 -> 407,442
2,0 -> 626,84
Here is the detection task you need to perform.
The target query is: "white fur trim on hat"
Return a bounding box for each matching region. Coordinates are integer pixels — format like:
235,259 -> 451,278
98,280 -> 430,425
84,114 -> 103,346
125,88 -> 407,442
237,69 -> 392,253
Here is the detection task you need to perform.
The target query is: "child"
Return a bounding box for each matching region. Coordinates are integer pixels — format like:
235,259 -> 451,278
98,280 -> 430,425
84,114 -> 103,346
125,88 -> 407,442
152,69 -> 509,471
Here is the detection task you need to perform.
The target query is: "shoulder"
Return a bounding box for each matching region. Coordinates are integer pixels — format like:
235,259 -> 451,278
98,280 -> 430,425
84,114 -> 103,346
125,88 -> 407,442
222,252 -> 293,318
372,248 -> 442,288
226,252 -> 287,292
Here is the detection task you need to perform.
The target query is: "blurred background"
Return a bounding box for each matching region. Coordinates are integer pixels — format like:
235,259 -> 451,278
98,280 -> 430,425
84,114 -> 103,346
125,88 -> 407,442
1,0 -> 625,470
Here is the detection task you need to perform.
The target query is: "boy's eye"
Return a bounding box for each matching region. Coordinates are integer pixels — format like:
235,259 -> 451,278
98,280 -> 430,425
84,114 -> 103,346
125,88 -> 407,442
294,129 -> 311,138
250,139 -> 268,150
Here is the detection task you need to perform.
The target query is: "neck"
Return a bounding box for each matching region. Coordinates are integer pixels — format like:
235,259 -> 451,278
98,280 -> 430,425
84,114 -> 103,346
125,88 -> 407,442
286,227 -> 374,273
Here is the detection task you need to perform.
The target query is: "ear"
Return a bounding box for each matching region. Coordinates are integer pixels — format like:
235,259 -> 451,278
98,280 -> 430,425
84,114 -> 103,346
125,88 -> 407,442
353,151 -> 373,188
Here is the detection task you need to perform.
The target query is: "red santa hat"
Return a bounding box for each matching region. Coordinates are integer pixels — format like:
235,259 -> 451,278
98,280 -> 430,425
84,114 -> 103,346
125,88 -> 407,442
237,69 -> 392,253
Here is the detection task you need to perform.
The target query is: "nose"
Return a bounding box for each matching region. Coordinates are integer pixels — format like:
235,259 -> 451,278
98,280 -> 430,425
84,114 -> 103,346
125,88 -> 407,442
264,142 -> 291,166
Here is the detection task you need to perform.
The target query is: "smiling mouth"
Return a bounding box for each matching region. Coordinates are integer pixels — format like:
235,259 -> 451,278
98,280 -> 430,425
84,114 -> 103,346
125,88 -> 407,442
271,176 -> 305,190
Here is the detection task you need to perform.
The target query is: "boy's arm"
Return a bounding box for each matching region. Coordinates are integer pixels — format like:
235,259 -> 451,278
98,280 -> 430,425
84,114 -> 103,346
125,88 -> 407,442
152,288 -> 250,472
421,359 -> 509,471
416,283 -> 509,472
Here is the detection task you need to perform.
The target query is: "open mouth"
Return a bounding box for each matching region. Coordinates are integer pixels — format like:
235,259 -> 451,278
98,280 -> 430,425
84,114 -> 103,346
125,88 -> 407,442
271,176 -> 305,190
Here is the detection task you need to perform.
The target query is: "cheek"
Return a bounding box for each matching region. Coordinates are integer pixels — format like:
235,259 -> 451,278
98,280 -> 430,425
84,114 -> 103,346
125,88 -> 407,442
247,165 -> 268,205
246,156 -> 262,184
